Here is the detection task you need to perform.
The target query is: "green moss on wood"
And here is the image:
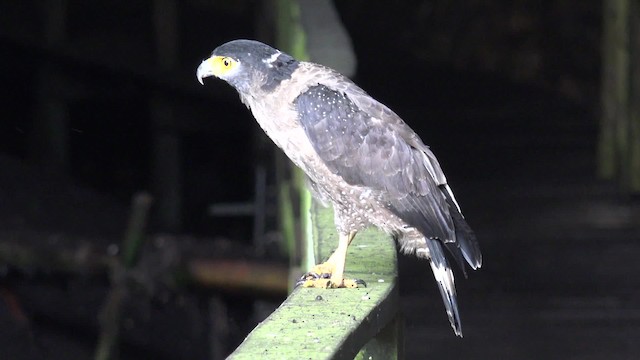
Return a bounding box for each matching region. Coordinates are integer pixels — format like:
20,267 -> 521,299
228,202 -> 398,360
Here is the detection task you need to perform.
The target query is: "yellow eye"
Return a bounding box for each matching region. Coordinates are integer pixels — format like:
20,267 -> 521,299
201,56 -> 238,78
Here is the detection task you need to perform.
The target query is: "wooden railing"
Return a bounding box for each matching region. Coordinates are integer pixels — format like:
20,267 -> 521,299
227,201 -> 402,359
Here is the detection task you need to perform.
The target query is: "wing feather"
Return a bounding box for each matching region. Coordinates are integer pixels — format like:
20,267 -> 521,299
294,81 -> 481,269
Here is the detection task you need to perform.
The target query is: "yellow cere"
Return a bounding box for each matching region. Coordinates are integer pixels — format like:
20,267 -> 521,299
206,56 -> 238,76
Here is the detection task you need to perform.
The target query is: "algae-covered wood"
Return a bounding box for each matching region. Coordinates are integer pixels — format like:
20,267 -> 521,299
228,201 -> 399,360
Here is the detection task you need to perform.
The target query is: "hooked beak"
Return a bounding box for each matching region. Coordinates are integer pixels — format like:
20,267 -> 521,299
196,57 -> 216,85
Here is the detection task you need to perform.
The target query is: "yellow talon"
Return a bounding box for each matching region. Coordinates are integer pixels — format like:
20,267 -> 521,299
300,278 -> 332,288
296,231 -> 365,289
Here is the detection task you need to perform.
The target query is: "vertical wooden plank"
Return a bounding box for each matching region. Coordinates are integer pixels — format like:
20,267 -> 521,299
628,0 -> 640,191
31,87 -> 70,173
95,193 -> 153,360
43,0 -> 68,45
599,0 -> 640,193
268,0 -> 312,287
209,296 -> 229,360
153,0 -> 179,69
31,0 -> 69,174
149,104 -> 182,231
151,0 -> 182,230
598,0 -> 629,182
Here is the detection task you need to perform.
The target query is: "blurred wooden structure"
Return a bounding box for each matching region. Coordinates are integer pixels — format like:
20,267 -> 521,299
599,0 -> 640,193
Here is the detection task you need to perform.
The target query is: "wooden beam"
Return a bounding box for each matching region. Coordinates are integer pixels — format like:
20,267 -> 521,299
227,202 -> 399,360
0,233 -> 288,296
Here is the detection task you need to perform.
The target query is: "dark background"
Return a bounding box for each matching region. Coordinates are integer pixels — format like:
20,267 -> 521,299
0,1 -> 639,359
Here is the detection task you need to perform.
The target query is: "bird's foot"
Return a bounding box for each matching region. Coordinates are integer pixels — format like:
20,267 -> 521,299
295,262 -> 366,288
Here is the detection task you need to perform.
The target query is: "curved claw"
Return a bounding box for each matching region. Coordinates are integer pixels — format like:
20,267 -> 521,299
294,272 -> 329,288
294,278 -> 306,288
294,272 -> 315,288
342,278 -> 367,288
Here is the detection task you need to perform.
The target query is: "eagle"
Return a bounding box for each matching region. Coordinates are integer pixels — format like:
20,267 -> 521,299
197,39 -> 482,337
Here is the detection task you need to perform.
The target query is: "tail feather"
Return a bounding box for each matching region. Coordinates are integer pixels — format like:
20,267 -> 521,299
426,238 -> 463,337
441,184 -> 482,270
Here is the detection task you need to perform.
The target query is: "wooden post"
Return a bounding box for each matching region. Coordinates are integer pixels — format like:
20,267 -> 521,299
151,0 -> 182,230
95,193 -> 153,360
628,0 -> 640,190
267,0 -> 312,287
209,296 -> 230,360
598,0 -> 640,192
31,0 -> 70,174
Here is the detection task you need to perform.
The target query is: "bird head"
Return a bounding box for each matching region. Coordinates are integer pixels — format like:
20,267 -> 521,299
197,39 -> 299,96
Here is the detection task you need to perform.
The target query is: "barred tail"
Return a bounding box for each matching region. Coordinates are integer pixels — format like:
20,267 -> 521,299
426,237 -> 463,337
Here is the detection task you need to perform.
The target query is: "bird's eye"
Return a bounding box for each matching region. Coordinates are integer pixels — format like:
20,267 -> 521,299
210,56 -> 237,76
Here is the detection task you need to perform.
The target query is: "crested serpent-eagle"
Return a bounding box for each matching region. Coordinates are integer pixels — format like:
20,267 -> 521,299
197,40 -> 482,337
